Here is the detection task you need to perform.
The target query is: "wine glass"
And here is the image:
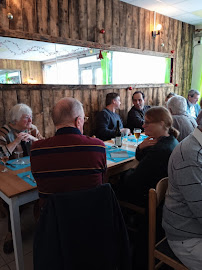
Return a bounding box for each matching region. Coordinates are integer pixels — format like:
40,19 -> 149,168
133,128 -> 142,146
13,151 -> 25,165
0,152 -> 9,172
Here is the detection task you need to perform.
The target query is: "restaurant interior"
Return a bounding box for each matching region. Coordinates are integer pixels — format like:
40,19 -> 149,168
0,0 -> 202,269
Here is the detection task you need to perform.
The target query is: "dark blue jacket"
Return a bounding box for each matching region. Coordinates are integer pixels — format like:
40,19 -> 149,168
34,184 -> 131,270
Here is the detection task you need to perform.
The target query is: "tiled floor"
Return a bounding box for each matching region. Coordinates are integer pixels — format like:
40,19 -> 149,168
0,204 -> 36,270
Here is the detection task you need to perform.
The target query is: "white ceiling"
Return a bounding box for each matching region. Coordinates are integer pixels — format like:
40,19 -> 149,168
121,0 -> 202,26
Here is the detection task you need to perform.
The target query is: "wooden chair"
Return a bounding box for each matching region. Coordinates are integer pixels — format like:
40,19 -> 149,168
148,177 -> 188,270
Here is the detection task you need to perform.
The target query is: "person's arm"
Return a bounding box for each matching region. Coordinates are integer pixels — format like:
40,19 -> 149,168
177,162 -> 202,225
127,109 -> 144,132
96,111 -> 117,141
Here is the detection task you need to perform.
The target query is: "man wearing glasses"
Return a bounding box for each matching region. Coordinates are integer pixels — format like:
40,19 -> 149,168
30,97 -> 106,204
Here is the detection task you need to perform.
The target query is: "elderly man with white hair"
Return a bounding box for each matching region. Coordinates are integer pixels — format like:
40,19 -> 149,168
0,103 -> 43,254
167,95 -> 197,142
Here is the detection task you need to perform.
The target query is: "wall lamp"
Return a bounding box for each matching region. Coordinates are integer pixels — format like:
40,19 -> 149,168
152,24 -> 162,37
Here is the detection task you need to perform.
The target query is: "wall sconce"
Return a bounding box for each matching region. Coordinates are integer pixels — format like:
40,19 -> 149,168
152,24 -> 162,37
152,11 -> 162,38
27,78 -> 37,84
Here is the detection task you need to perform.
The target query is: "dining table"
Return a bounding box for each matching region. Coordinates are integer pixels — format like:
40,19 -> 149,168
0,133 -> 147,270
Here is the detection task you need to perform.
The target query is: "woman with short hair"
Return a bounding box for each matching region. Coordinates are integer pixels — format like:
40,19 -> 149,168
0,103 -> 43,159
0,103 -> 43,254
119,106 -> 179,207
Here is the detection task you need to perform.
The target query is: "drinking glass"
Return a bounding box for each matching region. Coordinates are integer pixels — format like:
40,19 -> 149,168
0,152 -> 9,172
133,128 -> 141,146
13,151 -> 25,165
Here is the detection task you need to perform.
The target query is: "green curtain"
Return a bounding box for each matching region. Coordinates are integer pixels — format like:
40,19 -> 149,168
164,58 -> 171,83
101,51 -> 112,85
191,45 -> 202,101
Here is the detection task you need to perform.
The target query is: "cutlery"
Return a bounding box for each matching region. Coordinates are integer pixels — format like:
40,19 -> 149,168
6,163 -> 15,168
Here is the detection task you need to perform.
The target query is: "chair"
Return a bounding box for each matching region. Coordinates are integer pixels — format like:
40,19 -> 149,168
148,177 -> 188,270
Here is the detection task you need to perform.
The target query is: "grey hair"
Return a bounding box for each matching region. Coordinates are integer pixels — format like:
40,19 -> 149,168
9,104 -> 32,124
52,97 -> 84,126
167,95 -> 187,115
188,89 -> 200,97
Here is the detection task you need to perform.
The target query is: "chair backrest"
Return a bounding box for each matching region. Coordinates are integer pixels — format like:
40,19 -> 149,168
148,177 -> 168,270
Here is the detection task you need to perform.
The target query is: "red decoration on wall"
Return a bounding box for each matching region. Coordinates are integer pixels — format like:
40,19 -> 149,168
128,86 -> 133,90
100,29 -> 105,34
175,83 -> 178,87
98,50 -> 103,60
171,50 -> 175,54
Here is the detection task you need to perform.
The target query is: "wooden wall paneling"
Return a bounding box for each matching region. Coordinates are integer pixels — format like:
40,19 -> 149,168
138,7 -> 144,50
104,0 -> 112,45
0,91 -> 4,127
58,0 -> 69,38
83,88 -> 91,135
154,12 -> 161,52
159,14 -> 164,53
188,25 -> 194,91
64,89 -> 74,98
69,0 -> 79,40
2,90 -> 18,123
8,0 -> 23,30
163,15 -> 169,53
172,19 -> 178,85
87,0 -> 96,42
176,21 -> 182,94
181,23 -> 186,96
148,87 -> 153,106
125,3 -> 133,48
132,6 -> 138,49
90,88 -> 99,136
112,0 -> 120,45
119,1 -> 126,47
78,0 -> 88,41
152,87 -> 158,105
119,88 -> 127,125
30,89 -> 44,136
96,0 -> 105,44
41,89 -> 55,137
0,5 -> 9,29
168,18 -> 174,53
17,89 -> 31,106
149,11 -> 154,51
184,23 -> 189,95
144,9 -> 150,51
53,88 -> 65,104
48,0 -> 59,36
73,88 -> 83,102
22,0 -> 36,33
157,87 -> 163,106
36,0 -> 48,34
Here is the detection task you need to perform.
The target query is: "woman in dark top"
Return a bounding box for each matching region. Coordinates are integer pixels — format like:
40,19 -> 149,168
120,106 -> 179,207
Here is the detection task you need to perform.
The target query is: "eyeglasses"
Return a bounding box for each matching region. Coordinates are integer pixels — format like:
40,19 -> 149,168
144,121 -> 154,126
75,116 -> 89,123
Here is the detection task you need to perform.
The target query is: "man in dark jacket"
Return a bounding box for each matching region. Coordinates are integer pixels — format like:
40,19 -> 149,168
127,91 -> 150,133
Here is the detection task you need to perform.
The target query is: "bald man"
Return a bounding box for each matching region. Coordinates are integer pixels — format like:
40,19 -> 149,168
30,97 -> 106,204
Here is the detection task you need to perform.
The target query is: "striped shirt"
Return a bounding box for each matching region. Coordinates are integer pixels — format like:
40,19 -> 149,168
162,127 -> 202,241
30,127 -> 106,196
0,124 -> 43,158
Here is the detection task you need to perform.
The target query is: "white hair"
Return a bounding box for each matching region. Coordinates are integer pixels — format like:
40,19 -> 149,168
9,104 -> 32,123
167,95 -> 187,115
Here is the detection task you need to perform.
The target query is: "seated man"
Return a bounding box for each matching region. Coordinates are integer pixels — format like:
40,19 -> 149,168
31,97 -> 106,204
95,93 -> 129,141
127,91 -> 150,132
163,125 -> 202,270
186,89 -> 201,118
0,103 -> 43,254
167,95 -> 197,141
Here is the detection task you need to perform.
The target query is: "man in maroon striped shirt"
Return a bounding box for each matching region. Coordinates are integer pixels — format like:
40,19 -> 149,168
30,97 -> 106,202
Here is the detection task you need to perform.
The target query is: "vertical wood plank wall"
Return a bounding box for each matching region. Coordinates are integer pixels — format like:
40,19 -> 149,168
0,0 -> 194,96
0,84 -> 174,138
